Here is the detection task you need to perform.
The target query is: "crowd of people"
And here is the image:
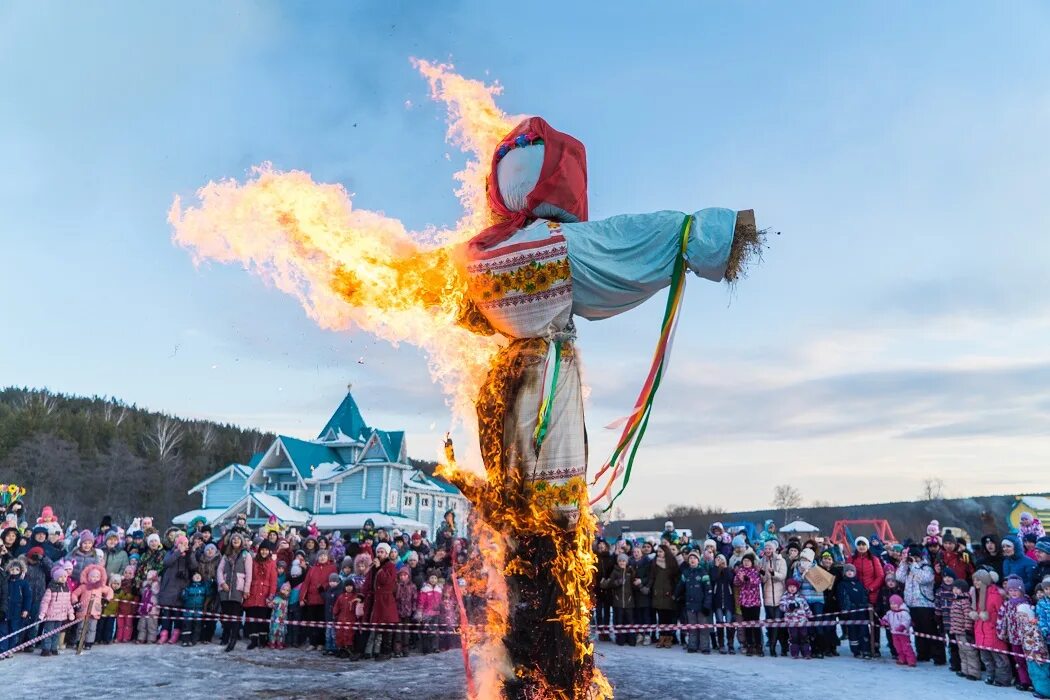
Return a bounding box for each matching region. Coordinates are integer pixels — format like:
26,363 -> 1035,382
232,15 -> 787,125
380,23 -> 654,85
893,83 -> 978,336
0,503 -> 467,661
3,500 -> 1050,697
594,516 -> 1050,697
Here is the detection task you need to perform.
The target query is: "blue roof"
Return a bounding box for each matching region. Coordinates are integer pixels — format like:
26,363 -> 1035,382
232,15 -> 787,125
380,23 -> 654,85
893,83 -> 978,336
280,436 -> 341,480
376,430 -> 404,462
247,452 -> 265,468
429,474 -> 461,495
318,392 -> 370,441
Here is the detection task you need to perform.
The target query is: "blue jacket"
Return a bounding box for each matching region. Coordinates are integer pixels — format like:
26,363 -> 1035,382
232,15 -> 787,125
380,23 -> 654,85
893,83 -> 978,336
180,581 -> 210,611
7,576 -> 32,620
675,565 -> 713,613
1002,536 -> 1036,593
710,567 -> 735,611
836,576 -> 869,615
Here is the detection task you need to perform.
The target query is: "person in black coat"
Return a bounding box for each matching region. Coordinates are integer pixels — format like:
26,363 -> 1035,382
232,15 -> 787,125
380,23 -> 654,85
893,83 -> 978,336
675,552 -> 713,653
976,535 -> 1004,580
709,555 -> 736,654
593,540 -> 615,641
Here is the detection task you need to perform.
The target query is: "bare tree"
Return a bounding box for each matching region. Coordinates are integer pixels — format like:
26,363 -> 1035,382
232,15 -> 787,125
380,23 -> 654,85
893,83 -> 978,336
145,415 -> 184,461
811,499 -> 833,508
20,390 -> 57,416
920,477 -> 945,502
249,432 -> 267,455
101,401 -> 128,427
196,423 -> 217,453
771,484 -> 803,524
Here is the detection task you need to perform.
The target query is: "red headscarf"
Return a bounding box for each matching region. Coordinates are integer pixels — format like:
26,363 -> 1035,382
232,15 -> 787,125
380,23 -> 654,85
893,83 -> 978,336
468,117 -> 588,253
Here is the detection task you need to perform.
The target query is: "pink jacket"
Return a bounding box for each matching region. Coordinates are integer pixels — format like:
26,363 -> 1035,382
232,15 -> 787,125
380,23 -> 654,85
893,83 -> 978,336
974,584 -> 1007,650
417,584 -> 442,618
881,607 -> 912,633
39,585 -> 76,622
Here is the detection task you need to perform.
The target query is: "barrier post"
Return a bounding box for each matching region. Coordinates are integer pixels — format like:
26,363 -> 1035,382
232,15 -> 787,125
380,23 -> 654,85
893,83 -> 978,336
868,608 -> 876,656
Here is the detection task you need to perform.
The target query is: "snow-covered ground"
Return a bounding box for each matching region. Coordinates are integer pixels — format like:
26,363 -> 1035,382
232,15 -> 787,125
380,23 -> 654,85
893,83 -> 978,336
1,639 -> 1005,699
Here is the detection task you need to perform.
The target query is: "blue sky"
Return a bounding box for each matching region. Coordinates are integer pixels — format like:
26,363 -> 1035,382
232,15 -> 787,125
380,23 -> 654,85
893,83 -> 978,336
3,2 -> 1049,516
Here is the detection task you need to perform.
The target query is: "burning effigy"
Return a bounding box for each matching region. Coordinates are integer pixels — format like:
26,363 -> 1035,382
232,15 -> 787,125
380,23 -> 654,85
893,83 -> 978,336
170,60 -> 762,700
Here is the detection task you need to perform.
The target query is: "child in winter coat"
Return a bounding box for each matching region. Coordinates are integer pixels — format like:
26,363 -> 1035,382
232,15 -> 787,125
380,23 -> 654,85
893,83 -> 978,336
70,563 -> 114,649
934,566 -> 959,671
2,559 -> 32,653
733,553 -> 763,656
947,579 -> 980,681
675,551 -> 713,654
779,577 -> 813,659
179,572 -> 209,646
997,577 -> 1033,689
38,564 -> 75,656
874,570 -> 901,659
113,569 -> 138,643
97,573 -> 122,644
1037,582 -> 1050,645
136,570 -> 160,643
331,580 -> 362,658
269,582 -> 290,649
417,572 -> 442,654
1017,602 -> 1050,698
836,564 -> 871,658
881,594 -> 915,666
394,567 -> 418,657
323,572 -> 343,654
973,568 -> 1013,686
710,554 -> 735,654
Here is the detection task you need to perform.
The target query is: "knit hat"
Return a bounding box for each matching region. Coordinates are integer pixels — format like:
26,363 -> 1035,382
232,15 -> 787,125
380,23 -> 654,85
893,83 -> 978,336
328,572 -> 342,584
1020,512 -> 1034,522
785,577 -> 801,591
1004,577 -> 1024,593
1037,538 -> 1050,556
123,565 -> 136,578
927,520 -> 940,536
907,544 -> 924,558
854,536 -> 869,547
398,567 -> 411,579
703,539 -> 716,550
889,594 -> 903,607
821,550 -> 834,561
800,548 -> 815,563
616,553 -> 629,564
375,542 -> 391,556
843,564 -> 857,576
951,579 -> 970,593
1001,538 -> 1015,549
79,529 -> 94,544
204,543 -> 218,557
942,567 -> 957,579
687,551 -> 701,563
973,569 -> 991,587
731,534 -> 746,549
406,551 -> 419,562
174,534 -> 189,549
50,563 -> 66,578
1017,603 -> 1033,617
27,546 -> 44,561
711,522 -> 724,531
942,531 -> 956,544
146,533 -> 161,547
341,556 -> 354,569
715,554 -> 727,565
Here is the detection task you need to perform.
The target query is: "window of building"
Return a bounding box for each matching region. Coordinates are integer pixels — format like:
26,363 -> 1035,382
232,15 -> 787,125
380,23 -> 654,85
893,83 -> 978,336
420,496 -> 431,508
387,490 -> 398,510
403,493 -> 415,508
435,497 -> 444,508
321,492 -> 333,507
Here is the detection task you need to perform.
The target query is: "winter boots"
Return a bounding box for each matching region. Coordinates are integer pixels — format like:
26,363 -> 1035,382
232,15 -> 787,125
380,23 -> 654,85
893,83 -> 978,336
169,629 -> 180,644
157,630 -> 169,645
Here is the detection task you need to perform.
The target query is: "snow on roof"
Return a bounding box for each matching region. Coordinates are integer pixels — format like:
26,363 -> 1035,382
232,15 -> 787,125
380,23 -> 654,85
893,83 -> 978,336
1019,495 -> 1050,511
306,461 -> 345,482
187,463 -> 253,495
171,508 -> 227,526
403,470 -> 445,492
310,512 -> 427,532
780,520 -> 820,533
251,491 -> 311,523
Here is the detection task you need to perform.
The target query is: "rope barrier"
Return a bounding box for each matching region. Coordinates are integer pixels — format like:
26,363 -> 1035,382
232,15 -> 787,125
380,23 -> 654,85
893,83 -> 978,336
0,619 -> 78,660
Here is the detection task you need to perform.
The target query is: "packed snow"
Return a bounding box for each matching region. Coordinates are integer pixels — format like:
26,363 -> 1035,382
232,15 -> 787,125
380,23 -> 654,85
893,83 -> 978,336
0,637 -> 1004,699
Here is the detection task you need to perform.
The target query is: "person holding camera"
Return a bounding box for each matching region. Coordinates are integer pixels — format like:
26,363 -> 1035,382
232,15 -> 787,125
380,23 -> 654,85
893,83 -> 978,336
895,544 -> 945,665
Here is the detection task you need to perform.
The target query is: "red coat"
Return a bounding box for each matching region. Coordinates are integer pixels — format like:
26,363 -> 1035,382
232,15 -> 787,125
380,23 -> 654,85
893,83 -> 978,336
847,552 -> 885,605
941,548 -> 975,582
975,584 -> 1007,650
363,560 -> 399,624
243,557 -> 278,608
332,592 -> 361,647
301,562 -> 336,607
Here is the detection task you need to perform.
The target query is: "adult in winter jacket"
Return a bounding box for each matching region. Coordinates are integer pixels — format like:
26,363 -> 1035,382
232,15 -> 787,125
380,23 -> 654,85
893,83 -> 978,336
630,546 -> 653,645
674,551 -> 713,653
847,537 -> 885,605
1000,536 -> 1036,594
243,541 -> 278,649
102,532 -> 129,578
217,533 -> 252,651
647,543 -> 680,648
600,553 -> 636,646
757,540 -> 788,656
895,545 -> 944,665
593,539 -> 615,641
976,535 -> 1004,580
362,542 -> 398,659
940,532 -> 974,582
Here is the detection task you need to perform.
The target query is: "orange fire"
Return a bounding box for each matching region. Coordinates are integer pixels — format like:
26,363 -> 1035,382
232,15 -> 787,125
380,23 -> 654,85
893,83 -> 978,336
171,59 -> 610,699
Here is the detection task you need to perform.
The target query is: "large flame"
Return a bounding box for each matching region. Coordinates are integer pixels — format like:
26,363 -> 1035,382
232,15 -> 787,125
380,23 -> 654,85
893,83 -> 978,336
172,60 -> 610,699
169,60 -> 514,426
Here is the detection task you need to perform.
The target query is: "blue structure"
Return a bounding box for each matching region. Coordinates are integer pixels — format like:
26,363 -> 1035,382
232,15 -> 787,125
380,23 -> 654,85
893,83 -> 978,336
173,389 -> 468,537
